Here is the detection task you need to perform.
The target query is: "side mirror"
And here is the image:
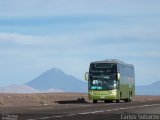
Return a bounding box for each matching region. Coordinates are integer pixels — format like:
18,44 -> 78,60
85,72 -> 89,81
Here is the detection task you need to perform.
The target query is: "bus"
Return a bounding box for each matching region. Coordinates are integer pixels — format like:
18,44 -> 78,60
85,59 -> 135,103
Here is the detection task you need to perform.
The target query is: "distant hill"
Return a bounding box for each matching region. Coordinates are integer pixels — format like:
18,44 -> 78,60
0,84 -> 39,93
26,68 -> 87,93
136,81 -> 160,95
2,67 -> 159,95
0,84 -> 64,93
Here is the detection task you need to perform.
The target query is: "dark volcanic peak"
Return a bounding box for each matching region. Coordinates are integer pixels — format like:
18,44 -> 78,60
26,68 -> 87,93
49,68 -> 64,73
43,68 -> 65,75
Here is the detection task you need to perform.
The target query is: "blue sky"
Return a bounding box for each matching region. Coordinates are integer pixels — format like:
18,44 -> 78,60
0,0 -> 160,86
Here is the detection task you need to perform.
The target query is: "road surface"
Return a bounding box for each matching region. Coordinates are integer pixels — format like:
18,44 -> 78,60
0,97 -> 160,120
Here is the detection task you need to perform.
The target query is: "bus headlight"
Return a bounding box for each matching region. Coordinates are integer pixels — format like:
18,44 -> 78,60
111,90 -> 117,95
89,91 -> 94,95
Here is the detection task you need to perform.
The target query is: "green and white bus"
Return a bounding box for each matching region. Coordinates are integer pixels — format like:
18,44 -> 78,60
85,59 -> 135,103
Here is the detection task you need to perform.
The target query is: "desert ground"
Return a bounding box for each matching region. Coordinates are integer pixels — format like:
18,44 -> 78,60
0,93 -> 160,106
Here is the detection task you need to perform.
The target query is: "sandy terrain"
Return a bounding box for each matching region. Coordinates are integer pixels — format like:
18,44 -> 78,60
0,93 -> 89,106
0,93 -> 160,106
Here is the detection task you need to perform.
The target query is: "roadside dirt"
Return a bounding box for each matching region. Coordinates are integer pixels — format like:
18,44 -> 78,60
0,93 -> 159,106
0,93 -> 89,106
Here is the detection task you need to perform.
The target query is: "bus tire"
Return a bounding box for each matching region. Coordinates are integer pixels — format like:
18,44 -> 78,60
129,92 -> 132,102
116,99 -> 120,103
93,100 -> 97,103
128,92 -> 132,102
124,98 -> 129,102
128,96 -> 132,102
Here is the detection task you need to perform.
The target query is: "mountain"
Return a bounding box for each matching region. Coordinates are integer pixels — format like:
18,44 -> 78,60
0,84 -> 64,93
136,81 -> 160,95
0,84 -> 39,93
26,68 -> 87,93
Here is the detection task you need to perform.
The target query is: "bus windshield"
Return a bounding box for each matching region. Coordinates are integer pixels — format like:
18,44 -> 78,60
89,75 -> 117,90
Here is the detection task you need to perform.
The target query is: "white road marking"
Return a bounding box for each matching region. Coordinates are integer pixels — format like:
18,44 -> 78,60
39,117 -> 52,119
27,103 -> 160,120
54,115 -> 65,118
31,107 -> 54,109
66,114 -> 76,116
105,108 -> 120,112
119,107 -> 128,110
90,110 -> 105,113
78,112 -> 93,115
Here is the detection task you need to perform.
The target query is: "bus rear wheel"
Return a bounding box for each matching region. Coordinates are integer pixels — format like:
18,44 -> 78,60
124,96 -> 132,102
116,99 -> 120,103
124,98 -> 132,102
93,100 -> 97,103
125,93 -> 132,102
124,98 -> 129,102
128,96 -> 132,102
129,92 -> 132,102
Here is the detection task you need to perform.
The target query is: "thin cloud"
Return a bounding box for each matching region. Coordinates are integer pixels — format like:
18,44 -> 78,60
0,0 -> 160,17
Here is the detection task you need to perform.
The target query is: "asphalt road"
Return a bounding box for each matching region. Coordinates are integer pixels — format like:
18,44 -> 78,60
0,98 -> 160,120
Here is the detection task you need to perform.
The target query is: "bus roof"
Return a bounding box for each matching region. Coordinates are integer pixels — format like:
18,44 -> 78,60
90,59 -> 134,67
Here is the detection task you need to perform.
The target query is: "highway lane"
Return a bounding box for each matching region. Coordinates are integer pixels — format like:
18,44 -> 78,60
0,99 -> 160,120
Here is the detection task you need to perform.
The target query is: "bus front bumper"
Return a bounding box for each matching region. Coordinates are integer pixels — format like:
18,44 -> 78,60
88,90 -> 118,100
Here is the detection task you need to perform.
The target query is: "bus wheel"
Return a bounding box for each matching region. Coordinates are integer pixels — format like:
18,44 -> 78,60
125,95 -> 132,102
128,96 -> 132,102
129,92 -> 132,102
116,99 -> 120,103
93,100 -> 97,103
124,99 -> 129,102
126,92 -> 132,102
